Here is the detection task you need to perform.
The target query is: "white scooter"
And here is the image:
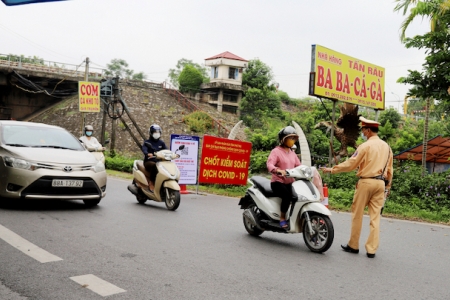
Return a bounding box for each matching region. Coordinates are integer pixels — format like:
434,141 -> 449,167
238,165 -> 334,253
127,144 -> 184,211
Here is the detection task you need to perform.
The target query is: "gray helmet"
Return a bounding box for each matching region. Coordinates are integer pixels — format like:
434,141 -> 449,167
278,126 -> 298,144
84,125 -> 93,134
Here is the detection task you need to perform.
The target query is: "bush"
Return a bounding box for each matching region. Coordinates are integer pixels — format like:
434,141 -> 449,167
105,154 -> 134,173
183,111 -> 213,133
249,150 -> 271,174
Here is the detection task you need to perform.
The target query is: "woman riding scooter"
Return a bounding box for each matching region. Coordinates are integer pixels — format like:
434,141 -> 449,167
267,126 -> 324,228
142,124 -> 167,192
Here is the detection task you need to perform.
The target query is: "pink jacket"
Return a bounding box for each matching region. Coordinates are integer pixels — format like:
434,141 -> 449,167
267,146 -> 301,184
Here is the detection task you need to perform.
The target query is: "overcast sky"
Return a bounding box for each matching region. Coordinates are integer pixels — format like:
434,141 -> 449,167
0,0 -> 430,112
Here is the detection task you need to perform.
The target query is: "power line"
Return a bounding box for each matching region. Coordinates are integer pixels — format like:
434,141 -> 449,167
0,22 -> 80,62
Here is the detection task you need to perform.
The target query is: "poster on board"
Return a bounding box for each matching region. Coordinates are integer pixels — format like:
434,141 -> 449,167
170,134 -> 199,185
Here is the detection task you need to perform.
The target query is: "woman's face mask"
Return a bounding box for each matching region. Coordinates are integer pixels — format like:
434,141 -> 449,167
152,133 -> 161,139
284,138 -> 296,148
86,131 -> 93,137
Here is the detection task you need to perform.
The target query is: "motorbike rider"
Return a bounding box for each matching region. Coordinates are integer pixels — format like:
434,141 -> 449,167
267,126 -> 324,229
142,124 -> 167,192
79,125 -> 105,152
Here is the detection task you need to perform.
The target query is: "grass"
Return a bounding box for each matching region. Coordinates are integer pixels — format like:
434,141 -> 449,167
106,170 -> 450,225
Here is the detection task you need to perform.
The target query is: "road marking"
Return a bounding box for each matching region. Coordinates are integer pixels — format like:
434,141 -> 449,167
70,274 -> 126,297
0,224 -> 63,263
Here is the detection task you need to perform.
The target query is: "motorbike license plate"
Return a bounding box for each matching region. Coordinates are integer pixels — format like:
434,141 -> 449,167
52,180 -> 83,188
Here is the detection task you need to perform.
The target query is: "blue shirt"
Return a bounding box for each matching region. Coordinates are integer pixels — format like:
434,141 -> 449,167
142,138 -> 167,162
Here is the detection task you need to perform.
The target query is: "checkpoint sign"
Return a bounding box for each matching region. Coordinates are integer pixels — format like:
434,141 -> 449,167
78,81 -> 100,112
199,135 -> 252,185
170,134 -> 199,185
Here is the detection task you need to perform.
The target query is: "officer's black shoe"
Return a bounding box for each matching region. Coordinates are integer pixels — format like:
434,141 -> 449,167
366,253 -> 376,258
341,244 -> 359,254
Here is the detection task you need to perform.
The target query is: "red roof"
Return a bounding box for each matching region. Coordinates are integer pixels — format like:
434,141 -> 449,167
394,135 -> 450,164
205,51 -> 248,62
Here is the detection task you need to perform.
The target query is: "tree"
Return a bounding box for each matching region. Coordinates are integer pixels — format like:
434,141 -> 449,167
178,65 -> 204,94
378,120 -> 396,141
239,59 -> 281,127
105,58 -> 146,81
239,88 -> 282,127
395,0 -> 450,172
394,0 -> 450,40
242,59 -> 276,91
379,108 -> 402,129
168,58 -> 209,88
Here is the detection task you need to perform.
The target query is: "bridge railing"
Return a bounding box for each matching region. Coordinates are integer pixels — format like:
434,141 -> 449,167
0,54 -> 104,79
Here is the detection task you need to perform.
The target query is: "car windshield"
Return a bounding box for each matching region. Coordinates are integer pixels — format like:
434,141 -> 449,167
1,124 -> 85,150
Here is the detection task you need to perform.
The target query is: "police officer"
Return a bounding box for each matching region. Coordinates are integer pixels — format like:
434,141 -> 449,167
321,117 -> 393,258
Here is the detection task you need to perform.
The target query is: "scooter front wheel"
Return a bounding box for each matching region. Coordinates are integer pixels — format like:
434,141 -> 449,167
164,188 -> 180,211
302,213 -> 334,253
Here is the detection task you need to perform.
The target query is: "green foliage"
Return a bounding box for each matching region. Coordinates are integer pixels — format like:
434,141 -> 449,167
242,59 -> 275,90
105,154 -> 134,173
183,111 -> 213,133
178,65 -> 204,94
249,150 -> 271,174
240,88 -> 282,127
379,108 -> 401,129
105,58 -> 146,80
168,58 -> 209,88
378,120 -> 395,141
321,160 -> 450,222
0,54 -> 44,65
398,26 -> 450,104
321,170 -> 358,190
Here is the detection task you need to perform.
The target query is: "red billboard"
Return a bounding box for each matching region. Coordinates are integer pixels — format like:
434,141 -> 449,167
199,135 -> 252,185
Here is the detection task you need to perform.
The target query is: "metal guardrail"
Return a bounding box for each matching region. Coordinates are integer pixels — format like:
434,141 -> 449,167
0,54 -> 104,79
162,81 -> 230,138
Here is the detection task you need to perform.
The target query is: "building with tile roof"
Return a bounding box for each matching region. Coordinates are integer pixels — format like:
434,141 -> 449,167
200,51 -> 248,113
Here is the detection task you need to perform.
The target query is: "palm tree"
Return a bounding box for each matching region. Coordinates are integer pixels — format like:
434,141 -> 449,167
394,0 -> 450,173
395,0 -> 450,40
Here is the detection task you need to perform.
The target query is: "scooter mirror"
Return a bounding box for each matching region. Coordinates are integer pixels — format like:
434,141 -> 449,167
178,145 -> 185,150
144,142 -> 155,151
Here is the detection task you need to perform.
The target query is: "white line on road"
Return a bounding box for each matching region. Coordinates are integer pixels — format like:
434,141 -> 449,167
0,224 -> 63,263
70,274 -> 126,297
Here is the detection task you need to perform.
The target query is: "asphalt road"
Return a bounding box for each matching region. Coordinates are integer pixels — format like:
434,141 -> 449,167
0,176 -> 449,300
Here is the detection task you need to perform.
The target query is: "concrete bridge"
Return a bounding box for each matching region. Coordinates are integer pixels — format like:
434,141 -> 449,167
0,54 -> 104,120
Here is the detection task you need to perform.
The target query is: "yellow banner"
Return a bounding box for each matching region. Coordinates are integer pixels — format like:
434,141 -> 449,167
310,45 -> 385,110
78,81 -> 100,112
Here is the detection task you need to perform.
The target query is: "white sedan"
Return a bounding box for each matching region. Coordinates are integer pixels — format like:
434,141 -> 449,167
0,120 -> 107,206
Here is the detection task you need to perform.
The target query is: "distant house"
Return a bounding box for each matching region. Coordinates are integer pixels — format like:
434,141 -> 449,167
200,51 -> 248,114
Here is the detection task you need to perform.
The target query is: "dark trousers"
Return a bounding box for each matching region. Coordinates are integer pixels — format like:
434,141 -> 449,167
144,161 -> 157,182
271,181 -> 294,214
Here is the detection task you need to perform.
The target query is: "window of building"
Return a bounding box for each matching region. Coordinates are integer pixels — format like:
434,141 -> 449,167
211,67 -> 218,79
228,67 -> 238,79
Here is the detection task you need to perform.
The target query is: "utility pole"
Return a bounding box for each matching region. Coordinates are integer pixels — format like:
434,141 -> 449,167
81,57 -> 89,136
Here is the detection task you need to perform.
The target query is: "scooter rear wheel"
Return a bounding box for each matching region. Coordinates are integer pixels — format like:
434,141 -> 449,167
164,188 -> 180,211
302,213 -> 334,253
243,204 -> 264,237
133,180 -> 147,204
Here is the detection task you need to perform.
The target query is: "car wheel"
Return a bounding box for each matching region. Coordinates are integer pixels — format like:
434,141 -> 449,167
83,199 -> 101,207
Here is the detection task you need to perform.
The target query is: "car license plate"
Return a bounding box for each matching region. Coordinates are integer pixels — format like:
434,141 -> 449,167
52,180 -> 83,188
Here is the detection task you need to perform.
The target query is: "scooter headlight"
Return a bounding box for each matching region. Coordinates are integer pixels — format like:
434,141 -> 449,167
300,166 -> 313,179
